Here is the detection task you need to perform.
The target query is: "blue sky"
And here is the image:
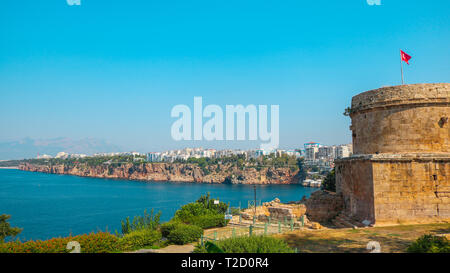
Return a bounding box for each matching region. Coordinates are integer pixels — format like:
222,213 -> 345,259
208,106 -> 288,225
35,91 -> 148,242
0,0 -> 449,153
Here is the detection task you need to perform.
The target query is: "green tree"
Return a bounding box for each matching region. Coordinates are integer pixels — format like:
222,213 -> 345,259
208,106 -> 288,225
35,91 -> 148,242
296,158 -> 306,181
0,214 -> 22,243
321,168 -> 336,192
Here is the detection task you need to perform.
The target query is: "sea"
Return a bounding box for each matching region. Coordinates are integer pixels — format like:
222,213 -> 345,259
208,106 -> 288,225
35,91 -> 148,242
0,169 -> 318,241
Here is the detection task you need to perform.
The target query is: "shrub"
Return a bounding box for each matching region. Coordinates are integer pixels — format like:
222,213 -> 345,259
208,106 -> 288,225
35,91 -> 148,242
173,193 -> 229,229
407,234 -> 450,253
119,229 -> 161,251
195,236 -> 294,253
160,220 -> 182,238
0,232 -> 120,253
175,202 -> 211,222
190,214 -> 229,229
194,241 -> 224,253
167,224 -> 203,245
121,209 -> 161,235
198,193 -> 228,215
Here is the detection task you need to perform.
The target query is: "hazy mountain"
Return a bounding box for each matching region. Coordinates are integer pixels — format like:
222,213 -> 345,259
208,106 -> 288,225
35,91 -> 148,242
0,137 -> 123,160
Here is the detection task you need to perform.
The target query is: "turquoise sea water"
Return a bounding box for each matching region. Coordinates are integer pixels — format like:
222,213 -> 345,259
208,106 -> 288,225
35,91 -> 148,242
0,169 -> 318,241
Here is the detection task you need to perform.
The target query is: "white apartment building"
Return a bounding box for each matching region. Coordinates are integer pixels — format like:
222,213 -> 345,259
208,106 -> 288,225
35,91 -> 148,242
147,152 -> 162,162
55,152 -> 69,159
336,144 -> 353,158
318,146 -> 337,159
305,146 -> 319,161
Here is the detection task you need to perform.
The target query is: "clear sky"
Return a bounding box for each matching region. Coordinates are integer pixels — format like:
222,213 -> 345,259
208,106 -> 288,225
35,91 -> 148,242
0,0 -> 449,153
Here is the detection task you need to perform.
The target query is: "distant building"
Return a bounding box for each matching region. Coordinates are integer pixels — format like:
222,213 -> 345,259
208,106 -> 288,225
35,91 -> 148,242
336,144 -> 352,158
55,152 -> 69,159
318,146 -> 336,159
70,154 -> 87,159
304,142 -> 320,161
285,150 -> 301,158
147,152 -> 162,162
252,149 -> 265,159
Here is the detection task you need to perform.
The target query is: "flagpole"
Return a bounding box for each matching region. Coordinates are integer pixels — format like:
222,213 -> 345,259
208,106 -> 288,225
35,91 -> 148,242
400,49 -> 404,85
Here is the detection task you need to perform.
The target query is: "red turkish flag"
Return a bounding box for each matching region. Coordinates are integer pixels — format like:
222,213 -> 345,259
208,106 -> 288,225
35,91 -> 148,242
400,50 -> 412,65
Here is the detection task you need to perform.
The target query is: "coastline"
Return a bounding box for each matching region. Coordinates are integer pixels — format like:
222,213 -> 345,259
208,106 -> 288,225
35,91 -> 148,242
0,166 -> 19,169
0,169 -> 317,241
19,162 -> 302,185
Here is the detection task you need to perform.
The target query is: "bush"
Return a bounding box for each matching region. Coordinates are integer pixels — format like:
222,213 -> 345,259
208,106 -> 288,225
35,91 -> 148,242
190,214 -> 229,229
0,232 -> 120,253
160,221 -> 182,238
119,229 -> 161,251
121,209 -> 161,235
197,193 -> 228,214
175,202 -> 211,222
167,224 -> 203,245
173,193 -> 229,229
407,234 -> 450,253
195,236 -> 294,253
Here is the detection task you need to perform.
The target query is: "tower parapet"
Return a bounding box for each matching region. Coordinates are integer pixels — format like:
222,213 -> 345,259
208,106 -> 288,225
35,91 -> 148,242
349,83 -> 450,155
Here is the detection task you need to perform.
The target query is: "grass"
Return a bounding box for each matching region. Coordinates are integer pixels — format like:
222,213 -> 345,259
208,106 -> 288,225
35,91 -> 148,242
273,223 -> 450,253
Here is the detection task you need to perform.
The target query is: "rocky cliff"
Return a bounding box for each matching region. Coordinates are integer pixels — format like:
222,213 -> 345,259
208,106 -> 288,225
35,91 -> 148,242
19,162 -> 301,184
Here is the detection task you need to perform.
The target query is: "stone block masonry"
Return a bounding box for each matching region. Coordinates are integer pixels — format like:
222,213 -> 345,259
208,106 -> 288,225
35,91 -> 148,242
336,83 -> 450,226
350,83 -> 450,155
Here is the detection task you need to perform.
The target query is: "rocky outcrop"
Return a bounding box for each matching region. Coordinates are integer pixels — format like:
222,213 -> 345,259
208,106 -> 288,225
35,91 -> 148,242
236,198 -> 330,229
19,162 -> 301,185
240,198 -> 307,222
305,190 -> 343,223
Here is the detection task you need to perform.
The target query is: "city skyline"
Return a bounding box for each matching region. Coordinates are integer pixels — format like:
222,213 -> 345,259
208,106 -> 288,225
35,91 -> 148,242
0,134 -> 352,160
6,136 -> 351,159
1,1 -> 449,155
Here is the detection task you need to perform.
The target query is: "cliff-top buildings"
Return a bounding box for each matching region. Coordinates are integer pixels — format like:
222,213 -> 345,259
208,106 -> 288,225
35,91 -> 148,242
304,142 -> 353,170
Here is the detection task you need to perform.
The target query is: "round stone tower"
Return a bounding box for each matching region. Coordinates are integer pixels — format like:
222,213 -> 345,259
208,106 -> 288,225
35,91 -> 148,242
349,83 -> 450,155
335,83 -> 450,226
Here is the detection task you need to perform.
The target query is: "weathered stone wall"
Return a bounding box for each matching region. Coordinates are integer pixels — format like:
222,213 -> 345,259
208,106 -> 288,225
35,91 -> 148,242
337,154 -> 450,224
350,83 -> 450,154
304,190 -> 344,223
335,158 -> 375,222
336,83 -> 450,226
372,155 -> 450,224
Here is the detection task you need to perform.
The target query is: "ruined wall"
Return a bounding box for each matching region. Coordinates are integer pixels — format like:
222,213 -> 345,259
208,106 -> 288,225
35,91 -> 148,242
350,83 -> 450,155
305,190 -> 344,223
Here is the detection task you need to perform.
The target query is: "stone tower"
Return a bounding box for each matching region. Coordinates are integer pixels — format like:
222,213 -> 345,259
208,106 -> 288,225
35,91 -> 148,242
335,83 -> 450,225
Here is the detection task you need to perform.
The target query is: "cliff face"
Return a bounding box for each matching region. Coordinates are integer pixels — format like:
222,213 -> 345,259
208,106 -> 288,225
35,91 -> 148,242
19,162 -> 301,184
